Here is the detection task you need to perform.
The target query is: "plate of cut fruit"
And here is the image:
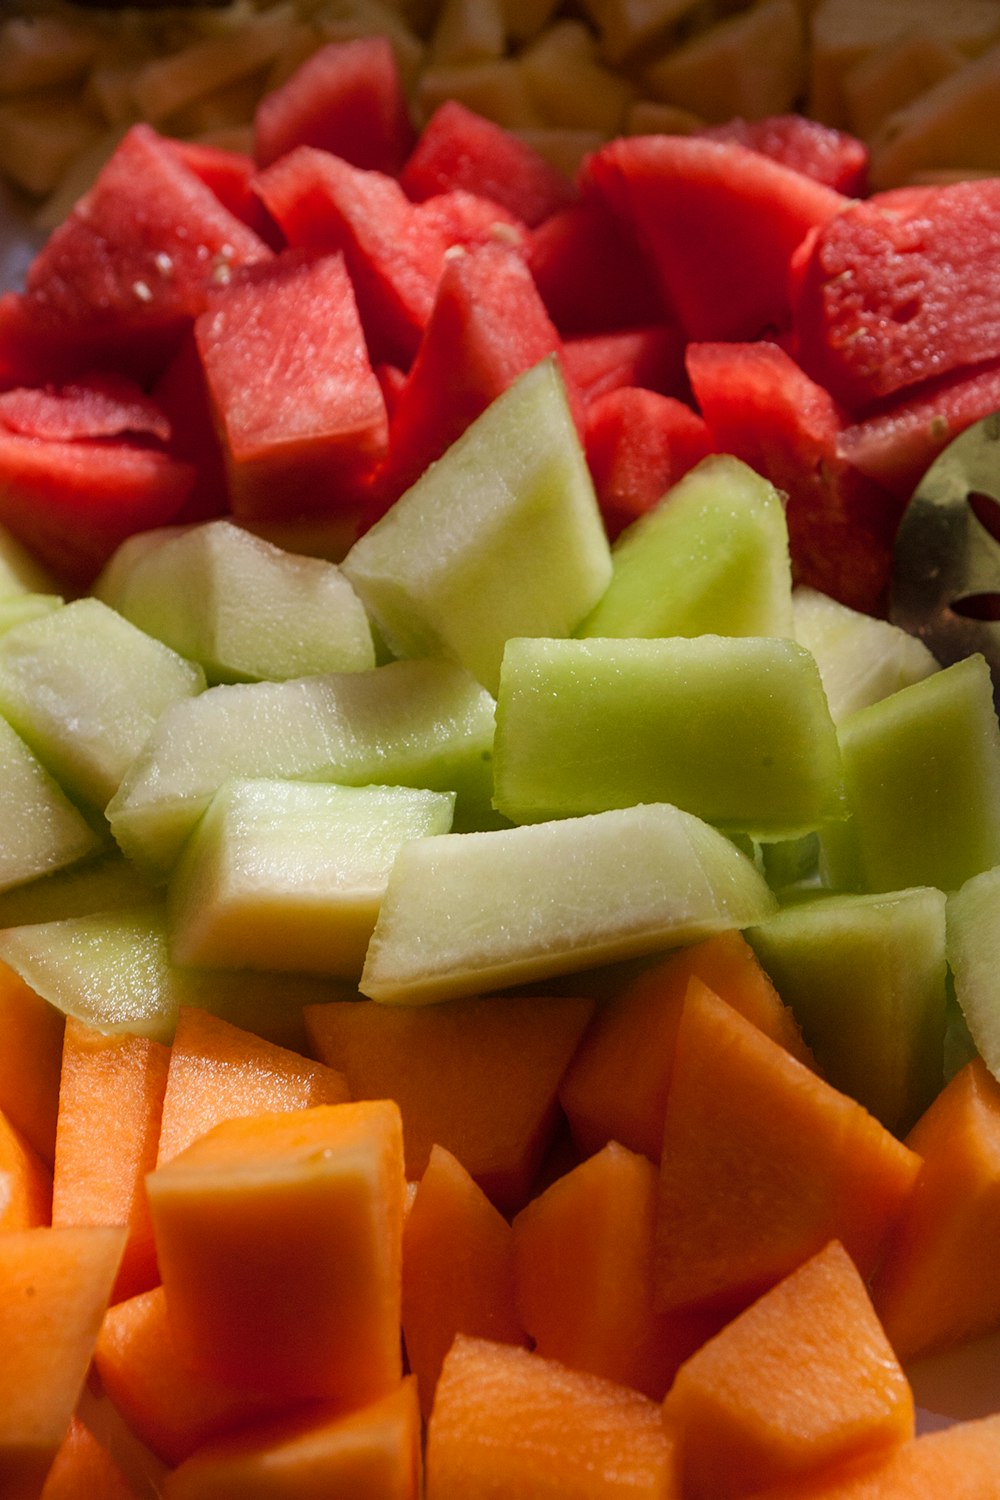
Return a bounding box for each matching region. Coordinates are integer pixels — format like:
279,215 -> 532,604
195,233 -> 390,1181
4,3 -> 1000,1497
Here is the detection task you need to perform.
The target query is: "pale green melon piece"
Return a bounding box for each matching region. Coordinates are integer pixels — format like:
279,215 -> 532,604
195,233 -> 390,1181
0,594 -> 63,636
492,635 -> 845,839
0,850 -> 158,929
95,519 -> 376,684
946,864 -> 1000,1082
360,802 -> 778,1005
0,714 -> 103,892
0,597 -> 205,811
107,658 -> 498,879
341,357 -> 612,696
169,779 -> 456,977
747,886 -> 948,1135
792,586 -> 939,724
822,653 -> 1000,895
577,454 -> 793,640
0,902 -> 355,1047
0,524 -> 60,597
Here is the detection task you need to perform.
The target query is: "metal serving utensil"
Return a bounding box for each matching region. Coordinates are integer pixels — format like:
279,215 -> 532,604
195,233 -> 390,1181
889,410 -> 1000,698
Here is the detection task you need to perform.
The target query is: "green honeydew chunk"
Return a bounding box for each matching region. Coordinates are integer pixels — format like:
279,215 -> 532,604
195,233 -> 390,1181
747,886 -> 949,1136
95,519 -> 376,684
0,715 -> 103,891
822,653 -> 1000,895
946,864 -> 1000,1082
578,454 -> 793,640
492,634 -> 845,839
792,586 -> 939,725
107,658 -> 498,879
360,802 -> 778,1005
0,596 -> 205,811
341,357 -> 612,696
168,779 -> 456,978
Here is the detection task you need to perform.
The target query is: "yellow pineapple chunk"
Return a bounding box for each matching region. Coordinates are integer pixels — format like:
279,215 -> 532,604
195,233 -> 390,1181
430,0 -> 506,64
416,58 -> 544,130
868,42 -> 1000,189
514,124 -> 608,177
0,13 -> 101,95
0,90 -> 103,199
520,20 -> 636,135
625,99 -> 704,135
841,34 -> 966,141
577,0 -> 702,66
642,0 -> 805,124
128,8 -> 296,126
500,0 -> 563,46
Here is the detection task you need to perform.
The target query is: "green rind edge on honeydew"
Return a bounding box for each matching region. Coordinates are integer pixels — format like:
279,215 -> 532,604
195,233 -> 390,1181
578,453 -> 794,641
821,653 -> 1000,896
492,634 -> 846,840
359,802 -> 779,1006
946,863 -> 1000,1083
0,596 -> 205,813
106,658 -> 498,879
747,886 -> 948,1137
792,585 -> 939,725
0,902 -> 355,1048
95,519 -> 376,685
341,356 -> 613,697
168,779 -> 456,978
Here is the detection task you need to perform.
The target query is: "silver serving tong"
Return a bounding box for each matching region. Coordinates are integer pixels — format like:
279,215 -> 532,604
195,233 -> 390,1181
890,410 -> 1000,695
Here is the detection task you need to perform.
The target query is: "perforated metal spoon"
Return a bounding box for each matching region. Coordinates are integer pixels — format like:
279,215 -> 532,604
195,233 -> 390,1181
889,410 -> 1000,698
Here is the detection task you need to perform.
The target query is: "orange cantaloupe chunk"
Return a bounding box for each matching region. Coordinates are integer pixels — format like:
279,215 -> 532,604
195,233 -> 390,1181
39,1414 -> 138,1500
0,1106 -> 51,1232
871,1055 -> 1000,1361
162,1376 -> 422,1500
746,1411 -> 1000,1499
147,1099 -> 405,1408
512,1139 -> 721,1400
94,1286 -> 287,1469
0,1223 -> 126,1500
51,1018 -> 170,1303
655,981 -> 922,1317
0,960 -> 64,1165
425,1334 -> 680,1499
304,994 -> 595,1211
156,1005 -> 350,1164
661,1239 -> 915,1499
402,1144 -> 526,1419
559,932 -> 812,1162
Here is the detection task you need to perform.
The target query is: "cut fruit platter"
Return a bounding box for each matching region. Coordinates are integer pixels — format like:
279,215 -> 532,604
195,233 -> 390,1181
4,1 -> 1000,1496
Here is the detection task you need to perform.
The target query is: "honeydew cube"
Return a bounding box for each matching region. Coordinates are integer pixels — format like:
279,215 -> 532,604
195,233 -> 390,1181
748,886 -> 949,1134
946,865 -> 1000,1083
169,779 -> 456,977
107,659 -> 497,878
360,801 -> 778,1005
0,850 -> 157,931
0,598 -> 205,814
579,455 -> 793,641
493,635 -> 845,839
0,596 -> 63,637
96,520 -> 376,685
342,359 -> 612,697
0,716 -> 102,893
0,902 -> 352,1046
642,0 -> 805,123
822,653 -> 1000,895
792,587 -> 939,725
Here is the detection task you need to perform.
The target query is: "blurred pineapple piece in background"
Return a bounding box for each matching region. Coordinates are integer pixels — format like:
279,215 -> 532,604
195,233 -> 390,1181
0,88 -> 103,197
0,11 -> 101,93
808,0 -> 1000,126
415,56 -> 542,129
642,0 -> 805,123
867,42 -> 1000,190
840,34 -> 966,143
312,0 -> 426,92
429,0 -> 506,65
128,4 -> 297,125
577,0 -> 703,66
520,19 -> 636,134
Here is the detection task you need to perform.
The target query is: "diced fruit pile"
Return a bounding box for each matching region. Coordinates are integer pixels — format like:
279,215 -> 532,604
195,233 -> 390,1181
4,0 -> 1000,222
4,22 -> 1000,1500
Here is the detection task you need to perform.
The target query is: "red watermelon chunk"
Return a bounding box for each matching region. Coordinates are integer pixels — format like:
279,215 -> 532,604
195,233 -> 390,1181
12,124 -> 273,382
0,433 -> 194,588
152,333 -> 230,523
686,339 -> 902,613
0,373 -> 170,444
369,240 -> 581,517
400,99 -> 577,228
791,179 -> 1000,410
253,146 -> 525,367
699,115 -> 868,195
526,197 -> 665,337
562,324 -> 688,405
166,138 -> 280,245
194,249 -> 388,523
838,356 -> 1000,503
585,385 -> 714,536
581,135 -> 848,343
253,35 -> 415,177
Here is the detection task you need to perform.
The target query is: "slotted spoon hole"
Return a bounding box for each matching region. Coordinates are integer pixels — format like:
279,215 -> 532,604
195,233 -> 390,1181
966,489 -> 1000,542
